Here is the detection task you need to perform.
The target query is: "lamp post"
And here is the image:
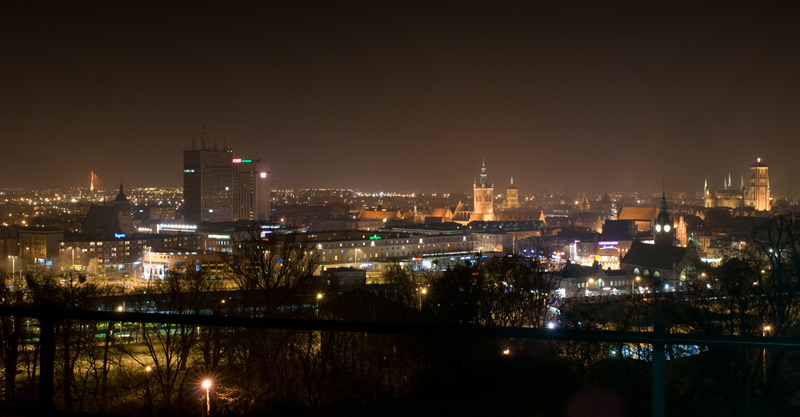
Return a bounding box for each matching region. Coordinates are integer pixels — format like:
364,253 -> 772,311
631,275 -> 641,295
202,379 -> 211,416
763,325 -> 770,385
8,255 -> 17,278
144,366 -> 153,416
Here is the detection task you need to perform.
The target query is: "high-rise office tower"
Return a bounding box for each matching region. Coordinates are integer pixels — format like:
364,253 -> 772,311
183,146 -> 234,223
233,158 -> 271,221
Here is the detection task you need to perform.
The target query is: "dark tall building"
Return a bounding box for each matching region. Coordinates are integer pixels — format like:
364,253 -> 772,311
653,190 -> 674,246
183,146 -> 234,223
82,184 -> 133,236
233,158 -> 271,221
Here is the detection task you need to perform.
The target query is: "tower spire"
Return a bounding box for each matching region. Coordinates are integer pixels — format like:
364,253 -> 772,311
654,183 -> 673,246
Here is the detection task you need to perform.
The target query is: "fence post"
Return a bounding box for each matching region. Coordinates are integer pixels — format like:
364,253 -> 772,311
651,321 -> 665,417
39,301 -> 56,412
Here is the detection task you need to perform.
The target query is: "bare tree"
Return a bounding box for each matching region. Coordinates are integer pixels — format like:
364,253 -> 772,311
123,267 -> 220,414
0,271 -> 30,403
223,230 -> 319,317
665,214 -> 800,411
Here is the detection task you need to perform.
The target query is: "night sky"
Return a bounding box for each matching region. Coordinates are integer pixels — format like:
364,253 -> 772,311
2,2 -> 799,194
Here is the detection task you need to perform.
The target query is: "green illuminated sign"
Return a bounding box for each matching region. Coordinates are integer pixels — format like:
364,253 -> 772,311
242,159 -> 252,163
369,235 -> 382,240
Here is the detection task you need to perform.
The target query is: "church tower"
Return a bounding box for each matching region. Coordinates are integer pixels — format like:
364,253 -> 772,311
703,178 -> 713,208
505,177 -> 520,209
472,159 -> 495,221
114,184 -> 133,235
653,189 -> 674,246
749,158 -> 771,211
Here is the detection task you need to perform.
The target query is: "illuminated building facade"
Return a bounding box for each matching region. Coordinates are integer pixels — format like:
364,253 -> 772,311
749,158 -> 770,211
503,177 -> 520,209
233,158 -> 271,221
703,174 -> 746,209
314,233 -> 478,265
704,158 -> 771,211
143,250 -> 226,279
19,227 -> 63,263
60,235 -> 152,272
183,146 -> 234,223
471,160 -> 495,221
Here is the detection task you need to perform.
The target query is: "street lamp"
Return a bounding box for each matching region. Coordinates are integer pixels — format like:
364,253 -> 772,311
202,379 -> 212,415
315,293 -> 323,317
418,287 -> 427,309
631,275 -> 641,295
8,255 -> 17,278
763,325 -> 771,384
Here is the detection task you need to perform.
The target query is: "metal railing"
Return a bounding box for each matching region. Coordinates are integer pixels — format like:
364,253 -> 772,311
2,303 -> 800,417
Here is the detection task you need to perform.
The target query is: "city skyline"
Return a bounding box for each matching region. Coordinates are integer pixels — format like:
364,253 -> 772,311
2,2 -> 799,193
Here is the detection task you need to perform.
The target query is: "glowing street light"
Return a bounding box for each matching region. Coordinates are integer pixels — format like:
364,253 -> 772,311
7,255 -> 17,278
202,379 -> 212,415
418,287 -> 428,309
763,325 -> 772,384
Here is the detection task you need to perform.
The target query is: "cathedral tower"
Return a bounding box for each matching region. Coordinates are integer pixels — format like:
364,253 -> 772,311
749,158 -> 771,211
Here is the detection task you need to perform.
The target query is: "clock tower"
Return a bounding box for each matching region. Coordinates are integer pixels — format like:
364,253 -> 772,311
653,189 -> 674,246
